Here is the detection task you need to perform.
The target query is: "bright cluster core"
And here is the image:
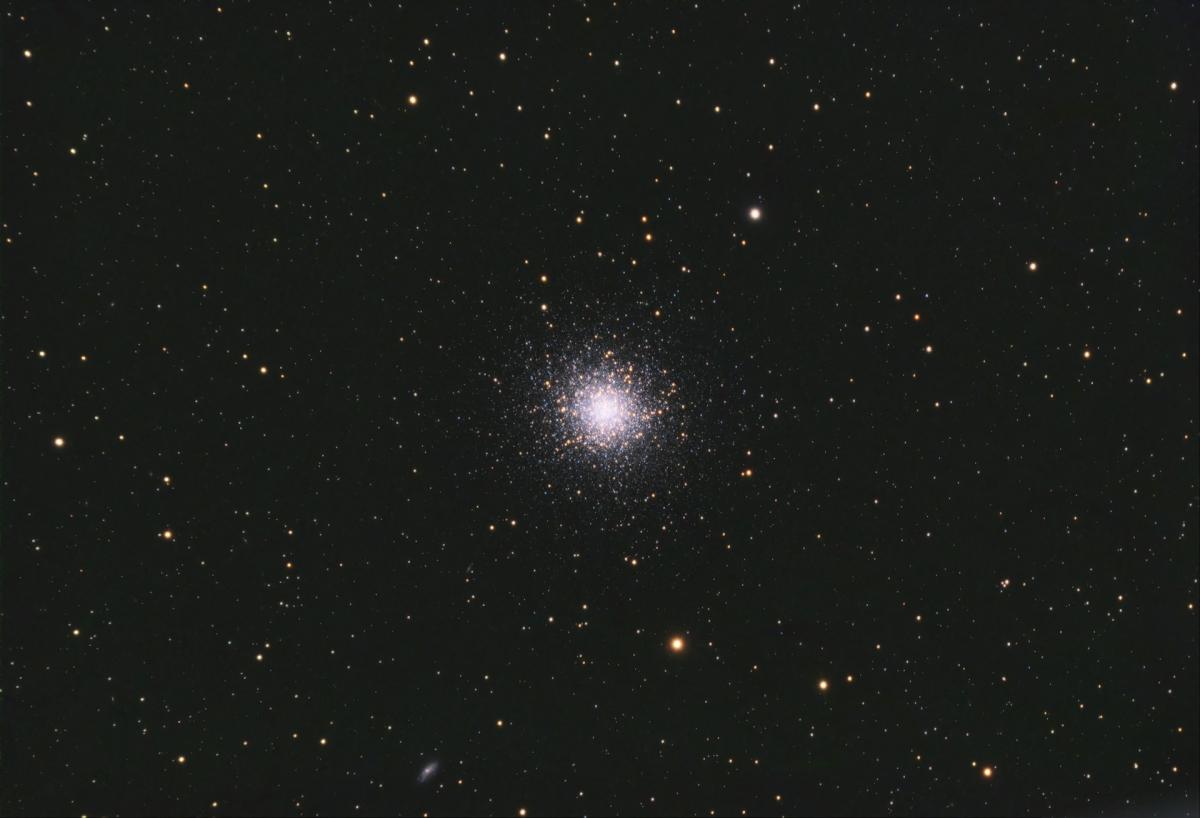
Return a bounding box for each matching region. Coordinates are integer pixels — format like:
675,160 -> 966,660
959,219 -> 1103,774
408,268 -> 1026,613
581,388 -> 631,439
557,363 -> 652,454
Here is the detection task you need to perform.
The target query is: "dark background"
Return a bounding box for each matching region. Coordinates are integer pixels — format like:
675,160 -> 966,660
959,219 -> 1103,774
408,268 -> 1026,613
3,2 -> 1197,816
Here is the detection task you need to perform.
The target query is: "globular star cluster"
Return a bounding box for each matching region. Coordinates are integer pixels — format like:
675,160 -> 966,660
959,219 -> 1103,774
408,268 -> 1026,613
491,297 -> 718,509
540,338 -> 679,466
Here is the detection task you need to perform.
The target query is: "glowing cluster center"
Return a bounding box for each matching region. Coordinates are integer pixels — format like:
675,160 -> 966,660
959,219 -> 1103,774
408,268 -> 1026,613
582,388 -> 630,437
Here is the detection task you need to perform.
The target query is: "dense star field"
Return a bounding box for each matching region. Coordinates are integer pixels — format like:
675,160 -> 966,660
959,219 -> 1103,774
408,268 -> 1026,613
3,3 -> 1198,816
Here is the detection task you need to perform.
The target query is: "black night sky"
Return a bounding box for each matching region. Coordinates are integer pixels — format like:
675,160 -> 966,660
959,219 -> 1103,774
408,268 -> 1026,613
3,3 -> 1198,816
